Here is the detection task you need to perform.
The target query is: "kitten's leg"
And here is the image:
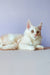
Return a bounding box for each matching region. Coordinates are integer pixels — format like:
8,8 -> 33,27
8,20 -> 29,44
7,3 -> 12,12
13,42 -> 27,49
36,45 -> 44,50
18,43 -> 35,51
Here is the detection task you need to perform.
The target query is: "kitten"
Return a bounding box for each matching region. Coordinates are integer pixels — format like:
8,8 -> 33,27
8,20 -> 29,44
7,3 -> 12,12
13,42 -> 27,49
18,20 -> 44,50
0,20 -> 44,50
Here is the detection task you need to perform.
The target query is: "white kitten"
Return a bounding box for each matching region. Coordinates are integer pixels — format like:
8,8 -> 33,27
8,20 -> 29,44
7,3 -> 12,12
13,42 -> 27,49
0,20 -> 44,50
18,20 -> 44,50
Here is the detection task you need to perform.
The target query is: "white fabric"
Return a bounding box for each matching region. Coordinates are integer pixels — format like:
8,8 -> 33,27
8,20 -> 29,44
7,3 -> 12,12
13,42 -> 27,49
0,49 -> 50,75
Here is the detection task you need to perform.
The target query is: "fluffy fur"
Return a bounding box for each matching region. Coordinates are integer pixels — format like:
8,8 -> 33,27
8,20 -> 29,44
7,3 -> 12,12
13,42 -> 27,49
0,20 -> 44,50
18,20 -> 44,50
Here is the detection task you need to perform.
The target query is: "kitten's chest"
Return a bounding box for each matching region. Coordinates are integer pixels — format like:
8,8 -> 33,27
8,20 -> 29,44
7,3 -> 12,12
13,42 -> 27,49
20,36 -> 41,46
32,38 -> 41,46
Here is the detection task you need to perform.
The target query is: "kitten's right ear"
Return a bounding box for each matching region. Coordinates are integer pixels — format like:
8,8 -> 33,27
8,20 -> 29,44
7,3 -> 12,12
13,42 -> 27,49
27,20 -> 31,29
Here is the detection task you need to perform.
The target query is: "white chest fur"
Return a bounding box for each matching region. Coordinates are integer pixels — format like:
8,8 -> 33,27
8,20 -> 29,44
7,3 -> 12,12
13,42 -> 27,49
19,35 -> 42,46
18,35 -> 42,50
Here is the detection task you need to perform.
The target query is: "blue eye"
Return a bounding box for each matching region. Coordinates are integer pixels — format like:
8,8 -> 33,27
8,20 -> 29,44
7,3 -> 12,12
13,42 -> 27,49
31,30 -> 34,33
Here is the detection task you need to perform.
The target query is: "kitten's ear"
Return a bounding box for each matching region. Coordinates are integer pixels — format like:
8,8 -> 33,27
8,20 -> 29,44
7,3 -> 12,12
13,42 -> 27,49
27,20 -> 31,29
38,22 -> 43,30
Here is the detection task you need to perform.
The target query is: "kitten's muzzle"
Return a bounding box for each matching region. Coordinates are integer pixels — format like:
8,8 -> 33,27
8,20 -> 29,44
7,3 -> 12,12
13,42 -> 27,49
34,34 -> 37,37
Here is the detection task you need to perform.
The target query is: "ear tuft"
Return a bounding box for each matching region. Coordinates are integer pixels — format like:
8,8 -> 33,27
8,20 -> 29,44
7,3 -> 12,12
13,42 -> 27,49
27,19 -> 31,29
38,22 -> 43,30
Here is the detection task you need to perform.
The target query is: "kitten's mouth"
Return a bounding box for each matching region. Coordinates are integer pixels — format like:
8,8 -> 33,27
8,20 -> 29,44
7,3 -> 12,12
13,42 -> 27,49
34,34 -> 38,38
34,35 -> 37,38
33,36 -> 38,39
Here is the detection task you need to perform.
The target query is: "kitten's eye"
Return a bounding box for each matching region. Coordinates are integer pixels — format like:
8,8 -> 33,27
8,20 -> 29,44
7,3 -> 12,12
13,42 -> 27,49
31,30 -> 34,33
37,31 -> 39,34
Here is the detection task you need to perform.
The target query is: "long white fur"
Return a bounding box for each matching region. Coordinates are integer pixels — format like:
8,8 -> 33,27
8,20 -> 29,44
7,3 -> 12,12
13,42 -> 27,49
18,20 -> 44,50
0,34 -> 22,49
0,20 -> 44,50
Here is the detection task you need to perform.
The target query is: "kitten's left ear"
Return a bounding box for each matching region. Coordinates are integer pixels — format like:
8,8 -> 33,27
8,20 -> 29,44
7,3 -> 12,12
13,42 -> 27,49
38,22 -> 43,30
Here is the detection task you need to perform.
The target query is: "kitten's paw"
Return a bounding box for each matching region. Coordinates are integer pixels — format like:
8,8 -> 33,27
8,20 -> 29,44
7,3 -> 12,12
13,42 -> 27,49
40,46 -> 44,49
36,45 -> 44,50
38,47 -> 44,50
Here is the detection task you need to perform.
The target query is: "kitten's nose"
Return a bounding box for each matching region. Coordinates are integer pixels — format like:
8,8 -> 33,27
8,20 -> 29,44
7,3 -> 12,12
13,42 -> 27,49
35,34 -> 37,37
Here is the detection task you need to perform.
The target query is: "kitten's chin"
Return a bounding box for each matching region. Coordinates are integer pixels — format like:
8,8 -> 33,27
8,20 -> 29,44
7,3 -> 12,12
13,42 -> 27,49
32,37 -> 37,40
31,36 -> 38,40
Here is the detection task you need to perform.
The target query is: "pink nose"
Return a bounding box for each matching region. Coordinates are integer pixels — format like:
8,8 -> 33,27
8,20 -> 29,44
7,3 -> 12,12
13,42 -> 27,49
35,34 -> 37,37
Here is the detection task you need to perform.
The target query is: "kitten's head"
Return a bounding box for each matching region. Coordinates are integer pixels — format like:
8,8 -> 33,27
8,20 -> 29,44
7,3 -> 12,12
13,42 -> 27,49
24,20 -> 42,40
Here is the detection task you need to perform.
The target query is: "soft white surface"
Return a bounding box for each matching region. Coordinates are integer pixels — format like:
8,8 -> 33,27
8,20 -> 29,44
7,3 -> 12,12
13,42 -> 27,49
0,49 -> 50,75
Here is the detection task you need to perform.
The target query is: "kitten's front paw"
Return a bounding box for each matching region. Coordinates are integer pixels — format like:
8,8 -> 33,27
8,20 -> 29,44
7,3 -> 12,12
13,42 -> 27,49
38,46 -> 44,50
40,46 -> 44,49
36,45 -> 44,50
